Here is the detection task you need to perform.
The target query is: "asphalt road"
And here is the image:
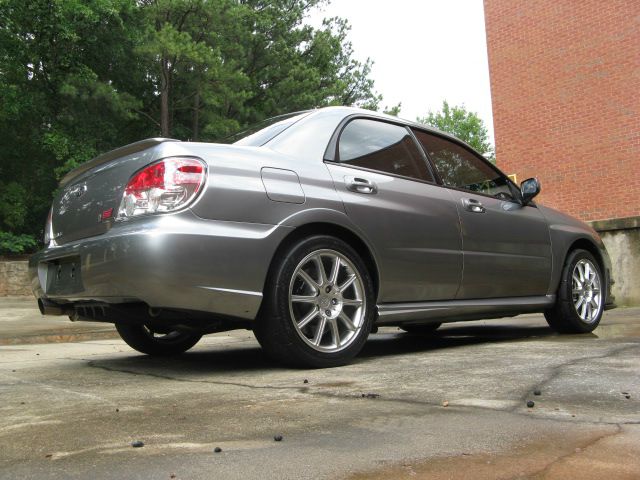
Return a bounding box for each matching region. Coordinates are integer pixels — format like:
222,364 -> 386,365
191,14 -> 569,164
1,305 -> 639,479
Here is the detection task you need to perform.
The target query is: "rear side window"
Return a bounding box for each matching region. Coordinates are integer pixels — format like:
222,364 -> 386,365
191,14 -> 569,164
413,129 -> 513,198
338,119 -> 434,182
223,111 -> 310,146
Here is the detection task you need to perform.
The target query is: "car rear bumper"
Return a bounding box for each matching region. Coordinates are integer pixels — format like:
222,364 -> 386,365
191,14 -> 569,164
29,211 -> 291,320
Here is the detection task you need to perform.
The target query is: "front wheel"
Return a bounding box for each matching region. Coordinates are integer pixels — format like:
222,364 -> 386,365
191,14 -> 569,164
115,324 -> 202,356
545,249 -> 604,333
255,235 -> 375,368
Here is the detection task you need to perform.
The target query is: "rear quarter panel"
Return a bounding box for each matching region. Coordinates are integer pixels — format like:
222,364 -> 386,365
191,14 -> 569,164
185,143 -> 346,226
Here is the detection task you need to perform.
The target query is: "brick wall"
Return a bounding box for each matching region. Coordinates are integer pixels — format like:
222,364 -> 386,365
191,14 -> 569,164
484,0 -> 640,222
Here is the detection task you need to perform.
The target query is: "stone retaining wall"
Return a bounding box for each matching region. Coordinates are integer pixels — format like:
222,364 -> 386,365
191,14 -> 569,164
590,216 -> 640,307
0,261 -> 31,297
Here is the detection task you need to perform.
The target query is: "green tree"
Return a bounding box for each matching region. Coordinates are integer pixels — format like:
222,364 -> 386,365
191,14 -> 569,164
129,1 -> 384,139
417,101 -> 494,160
383,102 -> 402,117
0,0 -> 146,253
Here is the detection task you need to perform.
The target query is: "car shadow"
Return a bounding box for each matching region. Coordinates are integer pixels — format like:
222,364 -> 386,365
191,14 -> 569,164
359,323 -> 565,359
85,321 -> 594,375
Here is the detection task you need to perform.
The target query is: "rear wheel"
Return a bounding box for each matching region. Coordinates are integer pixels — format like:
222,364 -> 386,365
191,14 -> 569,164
545,249 -> 604,333
255,235 -> 375,368
115,324 -> 202,356
400,323 -> 442,334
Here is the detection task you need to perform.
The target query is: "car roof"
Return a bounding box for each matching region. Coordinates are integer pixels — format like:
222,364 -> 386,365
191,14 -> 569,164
307,106 -> 479,153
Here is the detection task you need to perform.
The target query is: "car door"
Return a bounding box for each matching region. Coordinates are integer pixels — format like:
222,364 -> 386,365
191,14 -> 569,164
412,129 -> 552,299
324,117 -> 463,303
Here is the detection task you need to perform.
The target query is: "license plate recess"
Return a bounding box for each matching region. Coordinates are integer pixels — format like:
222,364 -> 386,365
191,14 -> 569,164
46,256 -> 83,295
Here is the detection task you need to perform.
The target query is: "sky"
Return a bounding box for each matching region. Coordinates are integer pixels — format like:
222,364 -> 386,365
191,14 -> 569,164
307,0 -> 494,144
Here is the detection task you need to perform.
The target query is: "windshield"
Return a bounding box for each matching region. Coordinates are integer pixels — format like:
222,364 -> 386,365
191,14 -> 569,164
220,111 -> 311,146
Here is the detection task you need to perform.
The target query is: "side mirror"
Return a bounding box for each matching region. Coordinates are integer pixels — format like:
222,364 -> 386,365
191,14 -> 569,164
520,177 -> 541,205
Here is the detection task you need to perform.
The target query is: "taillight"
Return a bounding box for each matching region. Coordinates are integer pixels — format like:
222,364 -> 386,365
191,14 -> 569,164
118,157 -> 206,218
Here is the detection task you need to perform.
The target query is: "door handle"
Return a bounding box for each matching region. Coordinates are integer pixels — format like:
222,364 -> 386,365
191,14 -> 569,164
462,198 -> 486,213
345,176 -> 377,194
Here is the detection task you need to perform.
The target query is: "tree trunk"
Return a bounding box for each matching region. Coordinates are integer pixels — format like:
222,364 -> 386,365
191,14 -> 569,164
160,57 -> 170,137
192,89 -> 200,141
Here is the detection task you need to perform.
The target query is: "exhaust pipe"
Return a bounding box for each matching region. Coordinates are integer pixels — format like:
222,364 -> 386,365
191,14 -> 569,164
37,298 -> 70,316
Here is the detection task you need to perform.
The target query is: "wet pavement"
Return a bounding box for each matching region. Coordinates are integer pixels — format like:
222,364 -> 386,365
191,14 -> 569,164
0,302 -> 638,479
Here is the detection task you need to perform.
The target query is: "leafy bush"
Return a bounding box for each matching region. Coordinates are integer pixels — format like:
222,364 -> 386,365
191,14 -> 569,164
0,232 -> 37,255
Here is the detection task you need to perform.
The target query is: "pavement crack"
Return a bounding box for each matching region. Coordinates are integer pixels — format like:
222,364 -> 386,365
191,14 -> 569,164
87,348 -> 639,424
81,362 -> 624,424
511,343 -> 640,411
521,423 -> 623,479
86,361 -> 458,409
87,360 -> 310,392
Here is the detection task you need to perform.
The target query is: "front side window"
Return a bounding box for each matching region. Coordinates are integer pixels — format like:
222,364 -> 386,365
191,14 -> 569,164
338,119 -> 434,182
413,130 -> 513,199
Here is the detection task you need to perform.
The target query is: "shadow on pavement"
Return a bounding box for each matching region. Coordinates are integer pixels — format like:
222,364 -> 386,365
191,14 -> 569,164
359,323 -> 570,359
83,322 -> 598,375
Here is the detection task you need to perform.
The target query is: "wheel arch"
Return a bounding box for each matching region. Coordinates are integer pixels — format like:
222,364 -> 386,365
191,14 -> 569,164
262,222 -> 381,301
566,238 -> 605,276
559,237 -> 608,305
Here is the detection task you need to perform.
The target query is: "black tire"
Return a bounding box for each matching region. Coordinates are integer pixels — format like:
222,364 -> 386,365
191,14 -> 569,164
115,323 -> 202,356
254,235 -> 375,368
544,249 -> 604,333
400,323 -> 442,334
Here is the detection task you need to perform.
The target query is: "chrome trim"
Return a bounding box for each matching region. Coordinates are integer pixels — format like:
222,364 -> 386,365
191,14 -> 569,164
197,286 -> 263,297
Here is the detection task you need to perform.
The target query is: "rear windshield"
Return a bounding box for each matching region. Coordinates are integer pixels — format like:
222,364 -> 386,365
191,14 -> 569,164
221,111 -> 310,146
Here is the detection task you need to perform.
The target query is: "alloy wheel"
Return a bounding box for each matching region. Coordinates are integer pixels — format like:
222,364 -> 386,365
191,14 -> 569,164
288,249 -> 366,353
571,259 -> 602,323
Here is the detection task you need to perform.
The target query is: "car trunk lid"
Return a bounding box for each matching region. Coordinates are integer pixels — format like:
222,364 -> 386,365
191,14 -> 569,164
51,138 -> 180,245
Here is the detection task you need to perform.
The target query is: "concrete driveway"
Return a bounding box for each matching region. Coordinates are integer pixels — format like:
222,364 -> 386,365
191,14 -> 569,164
1,302 -> 638,479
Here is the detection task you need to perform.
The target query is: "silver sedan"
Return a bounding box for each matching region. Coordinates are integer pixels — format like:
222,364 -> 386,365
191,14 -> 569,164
30,107 -> 615,367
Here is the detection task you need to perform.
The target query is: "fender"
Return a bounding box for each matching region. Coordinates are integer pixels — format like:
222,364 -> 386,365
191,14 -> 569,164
540,205 -> 612,302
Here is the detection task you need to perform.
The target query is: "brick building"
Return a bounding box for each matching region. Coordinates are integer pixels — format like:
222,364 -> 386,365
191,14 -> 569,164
484,0 -> 639,305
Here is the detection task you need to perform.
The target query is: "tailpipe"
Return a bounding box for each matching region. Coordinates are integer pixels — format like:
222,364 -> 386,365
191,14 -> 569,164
37,298 -> 70,316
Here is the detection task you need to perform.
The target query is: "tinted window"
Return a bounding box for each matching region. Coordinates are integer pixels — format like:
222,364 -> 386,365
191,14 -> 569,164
338,119 -> 434,182
413,130 -> 512,198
